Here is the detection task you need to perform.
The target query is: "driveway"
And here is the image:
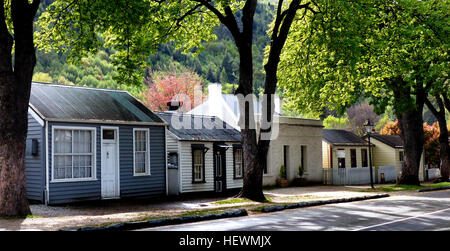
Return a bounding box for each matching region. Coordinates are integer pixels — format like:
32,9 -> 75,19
145,190 -> 450,231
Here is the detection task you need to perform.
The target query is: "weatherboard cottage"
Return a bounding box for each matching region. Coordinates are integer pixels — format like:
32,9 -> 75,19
158,110 -> 243,195
25,82 -> 167,204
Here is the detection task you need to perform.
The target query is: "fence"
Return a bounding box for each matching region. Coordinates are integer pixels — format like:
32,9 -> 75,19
323,166 -> 396,185
427,168 -> 441,180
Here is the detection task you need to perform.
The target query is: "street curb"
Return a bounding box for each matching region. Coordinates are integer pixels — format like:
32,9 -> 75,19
417,186 -> 450,193
259,194 -> 390,213
60,209 -> 248,231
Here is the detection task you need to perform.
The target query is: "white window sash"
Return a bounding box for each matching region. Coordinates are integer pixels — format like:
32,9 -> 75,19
133,128 -> 151,176
193,149 -> 204,182
51,126 -> 96,182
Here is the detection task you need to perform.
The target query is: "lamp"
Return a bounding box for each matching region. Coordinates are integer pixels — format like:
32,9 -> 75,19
364,119 -> 374,133
364,119 -> 375,189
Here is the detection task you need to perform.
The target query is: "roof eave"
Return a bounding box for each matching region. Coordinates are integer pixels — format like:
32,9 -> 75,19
45,118 -> 167,126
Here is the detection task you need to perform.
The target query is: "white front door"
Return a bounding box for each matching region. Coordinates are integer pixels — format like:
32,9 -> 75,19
101,128 -> 119,198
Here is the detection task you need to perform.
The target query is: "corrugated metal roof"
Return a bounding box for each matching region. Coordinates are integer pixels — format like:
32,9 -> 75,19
365,134 -> 403,148
323,129 -> 370,146
29,82 -> 164,124
158,112 -> 241,142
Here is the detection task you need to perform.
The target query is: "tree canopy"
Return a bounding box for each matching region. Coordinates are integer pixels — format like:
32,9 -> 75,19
278,0 -> 449,116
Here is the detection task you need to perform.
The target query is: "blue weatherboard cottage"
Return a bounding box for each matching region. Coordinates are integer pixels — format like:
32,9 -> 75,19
25,82 -> 167,205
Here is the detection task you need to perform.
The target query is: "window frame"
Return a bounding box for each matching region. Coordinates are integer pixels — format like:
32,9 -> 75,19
350,149 -> 357,168
361,149 -> 368,167
300,145 -> 307,172
51,126 -> 97,183
399,150 -> 404,162
191,144 -> 206,183
133,128 -> 151,176
233,144 -> 244,179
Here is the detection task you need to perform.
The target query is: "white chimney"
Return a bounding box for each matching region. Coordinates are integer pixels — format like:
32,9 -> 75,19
208,83 -> 222,101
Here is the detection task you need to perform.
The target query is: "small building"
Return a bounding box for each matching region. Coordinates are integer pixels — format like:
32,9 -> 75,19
261,116 -> 323,186
157,112 -> 242,195
363,134 -> 426,182
322,129 -> 373,169
26,82 -> 167,204
188,83 -> 324,186
322,129 -> 377,185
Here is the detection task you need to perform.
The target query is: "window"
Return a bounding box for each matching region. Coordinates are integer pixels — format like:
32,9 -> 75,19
282,145 -> 289,178
192,148 -> 205,183
168,152 -> 178,168
350,149 -> 357,168
337,149 -> 346,168
361,149 -> 368,167
399,151 -> 404,162
234,147 -> 243,179
133,129 -> 150,175
102,129 -> 115,140
53,128 -> 95,181
300,145 -> 307,171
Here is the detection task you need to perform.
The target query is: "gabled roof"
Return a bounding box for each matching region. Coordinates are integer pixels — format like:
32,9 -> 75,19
29,82 -> 165,125
364,134 -> 403,148
323,129 -> 371,146
157,112 -> 241,142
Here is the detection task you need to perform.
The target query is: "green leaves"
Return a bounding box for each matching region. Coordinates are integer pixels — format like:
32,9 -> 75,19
278,0 -> 449,116
36,0 -> 223,86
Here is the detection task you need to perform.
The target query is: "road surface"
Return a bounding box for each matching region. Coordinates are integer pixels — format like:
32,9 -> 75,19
140,190 -> 450,231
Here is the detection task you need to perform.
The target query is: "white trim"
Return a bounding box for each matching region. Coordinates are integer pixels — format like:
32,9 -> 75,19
46,118 -> 167,126
178,140 -> 183,193
28,107 -> 44,127
45,121 -> 49,205
51,125 -> 97,183
133,128 -> 151,176
164,127 -> 168,196
100,126 -> 120,198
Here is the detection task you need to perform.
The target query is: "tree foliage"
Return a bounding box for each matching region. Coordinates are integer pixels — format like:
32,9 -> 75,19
381,120 -> 441,168
142,69 -> 204,112
278,0 -> 449,115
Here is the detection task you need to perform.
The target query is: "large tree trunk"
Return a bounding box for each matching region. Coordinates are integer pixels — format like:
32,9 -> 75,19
425,95 -> 450,181
397,110 -> 424,185
0,0 -> 39,216
236,19 -> 267,201
394,80 -> 425,185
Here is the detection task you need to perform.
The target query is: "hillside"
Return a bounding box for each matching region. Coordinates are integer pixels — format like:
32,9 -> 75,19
33,1 -> 277,98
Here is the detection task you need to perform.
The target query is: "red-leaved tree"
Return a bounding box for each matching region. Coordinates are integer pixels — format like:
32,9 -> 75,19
381,120 -> 440,168
143,71 -> 204,112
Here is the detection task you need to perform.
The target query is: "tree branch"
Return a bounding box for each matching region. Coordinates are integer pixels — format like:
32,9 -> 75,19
0,0 -> 13,73
192,0 -> 241,40
424,96 -> 442,119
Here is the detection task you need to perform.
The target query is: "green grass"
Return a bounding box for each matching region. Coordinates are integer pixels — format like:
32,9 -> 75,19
0,214 -> 43,220
361,182 -> 450,193
212,198 -> 252,205
213,196 -> 273,205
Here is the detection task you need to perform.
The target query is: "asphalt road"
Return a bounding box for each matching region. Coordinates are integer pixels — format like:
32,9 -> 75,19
141,190 -> 450,231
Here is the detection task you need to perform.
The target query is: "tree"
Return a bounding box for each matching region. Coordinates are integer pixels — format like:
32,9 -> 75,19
38,0 -> 320,201
323,115 -> 349,130
425,90 -> 450,181
347,101 -> 379,136
0,0 -> 40,216
142,70 -> 204,112
279,0 -> 449,185
381,120 -> 441,171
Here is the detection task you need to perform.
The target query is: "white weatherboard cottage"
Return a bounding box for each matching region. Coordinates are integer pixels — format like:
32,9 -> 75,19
158,111 -> 243,195
363,134 -> 426,182
188,83 -> 324,185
